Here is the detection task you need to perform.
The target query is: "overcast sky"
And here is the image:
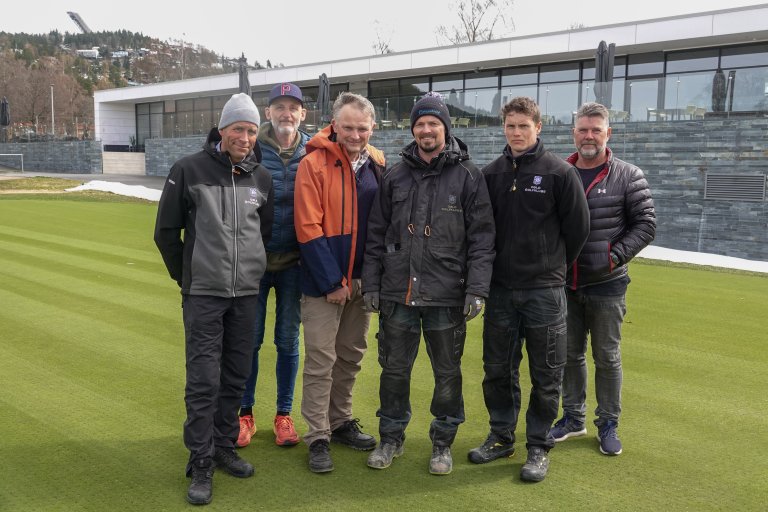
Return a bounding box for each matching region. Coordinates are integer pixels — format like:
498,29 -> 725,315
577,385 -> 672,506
4,1 -> 765,66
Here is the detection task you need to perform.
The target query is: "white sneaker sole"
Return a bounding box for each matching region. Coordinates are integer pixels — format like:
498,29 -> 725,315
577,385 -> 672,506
551,428 -> 587,442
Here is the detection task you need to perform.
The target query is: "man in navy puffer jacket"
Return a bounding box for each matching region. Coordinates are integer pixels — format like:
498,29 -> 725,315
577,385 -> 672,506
237,83 -> 310,450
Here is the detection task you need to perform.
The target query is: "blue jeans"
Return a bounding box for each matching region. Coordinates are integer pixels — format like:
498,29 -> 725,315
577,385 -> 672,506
562,290 -> 626,427
375,301 -> 466,447
240,264 -> 301,414
481,284 -> 567,450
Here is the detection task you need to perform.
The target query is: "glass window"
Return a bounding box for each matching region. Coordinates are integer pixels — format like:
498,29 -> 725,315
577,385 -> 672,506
540,62 -> 579,83
465,70 -> 499,89
136,114 -> 150,145
628,53 -> 663,77
721,44 -> 768,68
150,102 -> 163,114
213,95 -> 230,109
613,57 -> 627,78
369,79 -> 398,98
432,73 -> 463,92
666,49 -> 719,73
136,103 -> 150,115
502,66 -> 538,86
726,67 -> 768,112
627,78 -> 661,121
501,85 -> 538,106
664,72 -> 713,115
400,76 -> 429,94
176,99 -> 194,112
539,82 -> 579,125
194,98 -> 211,111
582,62 -> 595,81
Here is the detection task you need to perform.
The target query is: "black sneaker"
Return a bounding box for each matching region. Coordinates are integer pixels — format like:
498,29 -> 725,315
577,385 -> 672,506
467,432 -> 515,464
213,448 -> 254,478
186,458 -> 213,505
520,446 -> 549,482
331,419 -> 376,451
550,414 -> 587,442
309,439 -> 334,473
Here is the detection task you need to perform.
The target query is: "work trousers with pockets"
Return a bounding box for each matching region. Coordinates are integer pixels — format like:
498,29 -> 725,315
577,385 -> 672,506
375,300 -> 467,448
481,284 -> 567,450
300,279 -> 370,446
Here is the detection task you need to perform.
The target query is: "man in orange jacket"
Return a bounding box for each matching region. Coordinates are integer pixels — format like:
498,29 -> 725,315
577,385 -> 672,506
294,92 -> 386,473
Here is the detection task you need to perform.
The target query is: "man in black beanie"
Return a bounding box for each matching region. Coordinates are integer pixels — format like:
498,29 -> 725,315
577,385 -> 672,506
362,92 -> 495,475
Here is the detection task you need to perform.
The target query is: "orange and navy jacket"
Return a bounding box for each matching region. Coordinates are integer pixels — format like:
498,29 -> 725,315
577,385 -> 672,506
294,125 -> 386,297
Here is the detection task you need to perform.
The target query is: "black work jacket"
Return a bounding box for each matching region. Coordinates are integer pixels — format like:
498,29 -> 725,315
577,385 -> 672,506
362,136 -> 495,306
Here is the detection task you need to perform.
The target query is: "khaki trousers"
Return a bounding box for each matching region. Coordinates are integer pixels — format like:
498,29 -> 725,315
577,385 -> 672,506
300,279 -> 371,445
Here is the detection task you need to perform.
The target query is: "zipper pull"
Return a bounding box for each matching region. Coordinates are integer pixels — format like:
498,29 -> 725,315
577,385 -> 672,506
510,178 -> 516,192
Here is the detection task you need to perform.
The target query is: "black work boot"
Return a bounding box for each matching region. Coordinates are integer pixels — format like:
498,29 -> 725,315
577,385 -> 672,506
213,448 -> 254,478
468,432 -> 515,464
308,439 -> 334,473
186,458 -> 214,505
330,419 -> 376,451
520,446 -> 549,482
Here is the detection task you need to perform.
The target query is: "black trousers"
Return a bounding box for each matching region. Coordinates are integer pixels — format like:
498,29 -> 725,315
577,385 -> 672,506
181,294 -> 258,473
376,301 -> 466,447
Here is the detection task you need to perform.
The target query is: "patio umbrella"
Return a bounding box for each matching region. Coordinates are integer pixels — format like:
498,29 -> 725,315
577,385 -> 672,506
712,69 -> 726,112
238,53 -> 251,95
318,73 -> 331,126
0,97 -> 10,142
594,41 -> 615,108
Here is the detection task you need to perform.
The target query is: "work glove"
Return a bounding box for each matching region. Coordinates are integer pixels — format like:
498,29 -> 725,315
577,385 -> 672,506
363,291 -> 380,313
463,294 -> 484,321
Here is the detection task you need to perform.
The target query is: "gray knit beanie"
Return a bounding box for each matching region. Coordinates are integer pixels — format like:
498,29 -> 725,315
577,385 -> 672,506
219,93 -> 261,129
410,92 -> 451,136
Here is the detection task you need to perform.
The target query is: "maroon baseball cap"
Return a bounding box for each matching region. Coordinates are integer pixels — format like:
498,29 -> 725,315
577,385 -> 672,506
268,83 -> 303,106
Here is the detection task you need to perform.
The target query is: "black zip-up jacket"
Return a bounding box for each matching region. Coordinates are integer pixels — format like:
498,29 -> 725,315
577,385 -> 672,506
363,136 -> 495,306
154,128 -> 274,297
482,139 -> 589,289
565,148 -> 656,289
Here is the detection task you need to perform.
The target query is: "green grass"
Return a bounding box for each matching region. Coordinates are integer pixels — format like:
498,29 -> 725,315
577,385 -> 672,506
1,197 -> 766,511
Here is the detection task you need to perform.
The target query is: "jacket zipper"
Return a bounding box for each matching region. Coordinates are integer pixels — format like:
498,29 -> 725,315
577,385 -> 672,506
230,170 -> 238,296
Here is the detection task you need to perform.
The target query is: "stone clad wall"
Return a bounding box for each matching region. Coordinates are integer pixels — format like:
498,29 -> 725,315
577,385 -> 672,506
0,140 -> 102,173
142,119 -> 768,261
369,120 -> 768,262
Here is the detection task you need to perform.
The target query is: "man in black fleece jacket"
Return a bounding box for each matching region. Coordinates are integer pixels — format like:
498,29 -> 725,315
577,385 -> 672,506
468,96 -> 589,483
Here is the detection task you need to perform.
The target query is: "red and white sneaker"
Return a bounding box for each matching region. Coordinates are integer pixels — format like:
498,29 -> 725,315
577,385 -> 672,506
236,414 -> 256,448
273,415 -> 299,446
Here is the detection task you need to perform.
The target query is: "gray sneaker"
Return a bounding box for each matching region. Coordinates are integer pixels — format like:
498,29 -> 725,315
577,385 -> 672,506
520,446 -> 549,482
308,439 -> 334,473
367,441 -> 404,469
429,445 -> 453,475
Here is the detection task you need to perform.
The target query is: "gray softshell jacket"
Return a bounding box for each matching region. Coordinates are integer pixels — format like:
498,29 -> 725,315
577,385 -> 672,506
154,128 -> 274,297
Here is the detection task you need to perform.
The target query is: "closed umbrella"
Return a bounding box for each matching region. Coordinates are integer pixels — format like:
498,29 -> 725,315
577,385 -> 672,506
711,69 -> 726,112
318,73 -> 331,126
238,53 -> 251,95
594,41 -> 615,108
0,97 -> 10,142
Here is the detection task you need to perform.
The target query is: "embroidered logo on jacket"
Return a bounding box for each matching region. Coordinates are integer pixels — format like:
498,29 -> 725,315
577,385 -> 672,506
525,175 -> 547,194
441,193 -> 463,213
244,187 -> 261,206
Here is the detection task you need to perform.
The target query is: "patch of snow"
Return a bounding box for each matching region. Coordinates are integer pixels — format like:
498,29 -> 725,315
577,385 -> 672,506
66,180 -> 162,202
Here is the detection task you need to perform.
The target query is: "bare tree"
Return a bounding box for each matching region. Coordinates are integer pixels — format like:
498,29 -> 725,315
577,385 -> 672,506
436,0 -> 515,45
372,20 -> 394,55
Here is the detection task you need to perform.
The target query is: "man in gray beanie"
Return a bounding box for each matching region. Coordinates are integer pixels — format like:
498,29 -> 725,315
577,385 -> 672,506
155,92 -> 273,505
362,91 -> 495,475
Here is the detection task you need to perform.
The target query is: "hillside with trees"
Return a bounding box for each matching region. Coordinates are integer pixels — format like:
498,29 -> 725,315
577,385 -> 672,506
0,30 -> 273,141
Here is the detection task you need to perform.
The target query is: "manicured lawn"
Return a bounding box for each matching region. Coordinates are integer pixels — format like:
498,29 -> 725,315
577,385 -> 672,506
1,196 -> 766,511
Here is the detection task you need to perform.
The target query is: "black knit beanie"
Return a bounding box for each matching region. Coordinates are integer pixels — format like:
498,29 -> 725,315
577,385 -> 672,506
410,92 -> 451,136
